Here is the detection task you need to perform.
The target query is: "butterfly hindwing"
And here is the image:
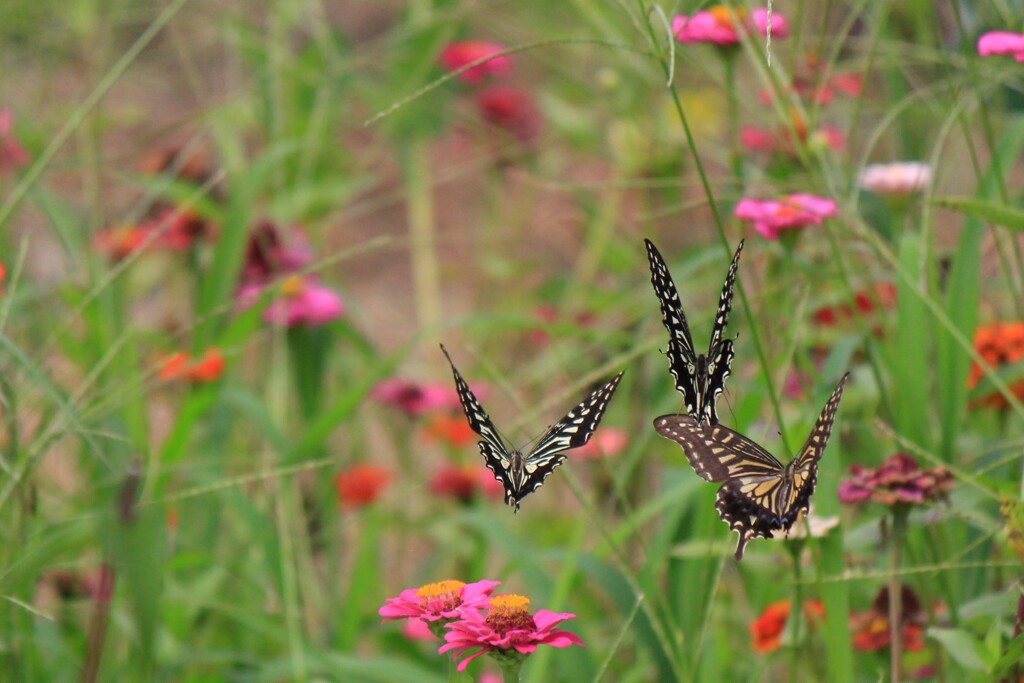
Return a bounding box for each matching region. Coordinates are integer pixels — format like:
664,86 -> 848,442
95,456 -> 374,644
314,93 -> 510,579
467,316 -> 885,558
653,373 -> 849,559
644,238 -> 744,425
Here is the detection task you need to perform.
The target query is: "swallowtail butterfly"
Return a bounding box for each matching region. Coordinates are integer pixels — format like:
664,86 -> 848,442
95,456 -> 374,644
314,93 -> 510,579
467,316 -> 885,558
653,373 -> 849,559
645,238 -> 744,426
441,345 -> 624,511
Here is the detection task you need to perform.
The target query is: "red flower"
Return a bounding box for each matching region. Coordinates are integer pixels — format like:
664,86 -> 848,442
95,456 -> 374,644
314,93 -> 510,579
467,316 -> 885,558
380,579 -> 500,623
439,41 -> 511,84
429,463 -> 504,503
147,207 -> 216,251
476,86 -> 542,145
93,224 -> 151,261
750,599 -> 825,654
850,586 -> 927,652
334,464 -> 391,509
672,7 -> 788,46
241,220 -> 313,286
158,348 -> 225,383
838,453 -> 953,508
423,414 -> 478,449
371,379 -> 465,417
734,193 -> 838,240
813,282 -> 897,329
440,594 -> 584,672
967,322 -> 1024,409
0,110 -> 28,172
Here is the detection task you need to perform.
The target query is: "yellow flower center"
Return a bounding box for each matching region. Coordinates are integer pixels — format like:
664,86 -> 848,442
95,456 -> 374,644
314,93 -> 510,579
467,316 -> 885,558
281,275 -> 305,297
416,580 -> 465,600
485,594 -> 533,632
709,6 -> 746,27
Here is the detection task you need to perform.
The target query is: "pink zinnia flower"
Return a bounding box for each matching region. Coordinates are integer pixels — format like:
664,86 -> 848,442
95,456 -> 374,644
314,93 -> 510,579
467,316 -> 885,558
371,379 -> 462,416
439,41 -> 511,84
838,452 -> 953,508
380,579 -> 500,623
574,427 -> 627,460
0,110 -> 28,172
440,594 -> 584,672
734,193 -> 838,240
673,6 -> 788,46
239,275 -> 345,327
859,162 -> 931,196
978,31 -> 1024,61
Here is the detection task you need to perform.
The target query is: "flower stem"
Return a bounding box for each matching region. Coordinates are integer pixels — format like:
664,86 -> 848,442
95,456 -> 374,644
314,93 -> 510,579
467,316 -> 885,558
790,546 -> 803,683
723,49 -> 743,189
500,659 -> 523,683
888,508 -> 908,683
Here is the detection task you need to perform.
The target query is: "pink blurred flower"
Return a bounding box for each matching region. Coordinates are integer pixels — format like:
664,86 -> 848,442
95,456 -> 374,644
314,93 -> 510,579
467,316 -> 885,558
859,162 -> 931,196
477,86 -> 542,145
734,193 -> 838,240
440,594 -> 584,672
740,123 -> 845,158
978,31 -> 1024,61
0,110 -> 28,172
574,427 -> 627,460
439,41 -> 511,83
838,453 -> 953,508
403,618 -> 438,641
371,379 -> 461,417
672,6 -> 788,46
239,276 -> 344,327
380,579 -> 500,623
242,220 -> 313,285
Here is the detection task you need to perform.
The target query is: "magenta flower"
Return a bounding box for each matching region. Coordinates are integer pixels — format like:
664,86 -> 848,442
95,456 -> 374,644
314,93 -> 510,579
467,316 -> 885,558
672,6 -> 788,46
239,275 -> 345,327
440,594 -> 583,672
838,452 -> 954,508
476,86 -> 542,145
439,41 -> 511,84
370,378 -> 461,417
978,31 -> 1024,61
0,110 -> 28,173
734,193 -> 838,240
380,579 -> 500,623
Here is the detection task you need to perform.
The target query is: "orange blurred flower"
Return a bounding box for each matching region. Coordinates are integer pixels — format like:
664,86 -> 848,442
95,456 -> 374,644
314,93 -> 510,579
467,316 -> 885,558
334,464 -> 391,509
93,224 -> 151,261
967,322 -> 1024,409
750,599 -> 825,653
423,413 -> 477,448
850,585 -> 927,652
158,348 -> 225,383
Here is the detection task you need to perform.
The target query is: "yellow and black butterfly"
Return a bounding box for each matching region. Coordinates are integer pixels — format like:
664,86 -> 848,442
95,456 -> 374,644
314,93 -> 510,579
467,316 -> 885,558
645,238 -> 744,426
442,345 -> 624,511
653,373 -> 849,559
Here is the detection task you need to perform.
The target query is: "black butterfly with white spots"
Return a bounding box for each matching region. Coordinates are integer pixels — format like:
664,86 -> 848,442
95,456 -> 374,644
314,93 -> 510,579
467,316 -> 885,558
653,373 -> 849,560
645,238 -> 744,426
441,345 -> 624,511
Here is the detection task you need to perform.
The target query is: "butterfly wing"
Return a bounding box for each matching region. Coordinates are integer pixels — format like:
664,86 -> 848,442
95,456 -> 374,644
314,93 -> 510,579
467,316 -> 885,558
699,240 -> 744,424
440,345 -> 510,455
644,239 -> 700,414
707,240 -> 744,354
653,414 -> 784,482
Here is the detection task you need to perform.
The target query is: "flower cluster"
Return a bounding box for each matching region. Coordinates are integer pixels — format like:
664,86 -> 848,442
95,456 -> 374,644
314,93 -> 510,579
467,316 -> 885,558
838,452 -> 953,508
672,7 -> 787,46
734,193 -> 838,241
750,599 -> 825,653
967,321 -> 1024,409
381,581 -> 583,673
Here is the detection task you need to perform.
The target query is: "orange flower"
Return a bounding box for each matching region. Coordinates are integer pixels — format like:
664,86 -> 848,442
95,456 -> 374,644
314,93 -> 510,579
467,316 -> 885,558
93,224 -> 151,261
334,464 -> 391,509
967,322 -> 1024,409
850,585 -> 927,652
750,599 -> 825,653
422,413 -> 477,448
158,348 -> 225,383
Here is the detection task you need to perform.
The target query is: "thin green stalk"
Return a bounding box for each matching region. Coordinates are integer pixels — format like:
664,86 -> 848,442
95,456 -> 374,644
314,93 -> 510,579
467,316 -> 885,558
405,142 -> 442,334
888,508 -> 909,683
723,50 -> 743,188
276,484 -> 308,682
790,546 -> 804,683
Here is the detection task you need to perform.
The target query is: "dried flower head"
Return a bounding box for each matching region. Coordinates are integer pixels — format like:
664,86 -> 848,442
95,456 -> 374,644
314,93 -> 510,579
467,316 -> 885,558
838,452 -> 953,508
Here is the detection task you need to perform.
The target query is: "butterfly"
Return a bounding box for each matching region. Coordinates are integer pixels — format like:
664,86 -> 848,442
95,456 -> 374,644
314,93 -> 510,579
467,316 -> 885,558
644,238 -> 744,426
653,372 -> 849,560
441,345 -> 624,511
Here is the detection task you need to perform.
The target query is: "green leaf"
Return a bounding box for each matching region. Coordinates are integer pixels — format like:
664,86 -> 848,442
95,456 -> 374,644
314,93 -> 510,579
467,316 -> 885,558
929,627 -> 988,672
931,196 -> 1024,231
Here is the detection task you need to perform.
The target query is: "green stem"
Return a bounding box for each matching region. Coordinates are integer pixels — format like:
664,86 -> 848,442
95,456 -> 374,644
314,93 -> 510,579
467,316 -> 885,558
790,546 -> 804,683
723,50 -> 743,189
889,508 -> 909,683
404,142 -> 441,334
448,656 -> 460,683
501,659 -> 523,683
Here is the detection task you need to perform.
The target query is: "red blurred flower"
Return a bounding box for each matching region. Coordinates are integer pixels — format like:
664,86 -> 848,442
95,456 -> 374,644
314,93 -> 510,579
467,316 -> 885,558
573,427 -> 627,460
850,585 -> 926,652
439,41 -> 511,84
241,220 -> 313,286
158,348 -> 225,383
440,594 -> 584,672
423,413 -> 477,448
477,86 -> 542,145
0,110 -> 28,172
148,207 -> 216,251
813,282 -> 897,328
740,122 -> 846,158
239,275 -> 345,327
93,224 -> 151,261
0,262 -> 6,298
838,452 -> 953,508
967,322 -> 1024,409
371,379 -> 464,417
672,6 -> 788,46
528,306 -> 596,346
380,579 -> 499,623
334,464 -> 391,509
138,144 -> 215,185
750,599 -> 825,653
429,463 -> 504,503
978,31 -> 1024,61
734,193 -> 838,241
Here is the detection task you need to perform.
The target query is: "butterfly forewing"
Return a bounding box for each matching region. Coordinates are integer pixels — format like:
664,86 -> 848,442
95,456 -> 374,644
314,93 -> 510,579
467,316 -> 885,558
528,372 -> 625,463
653,372 -> 849,559
707,241 -> 744,354
441,345 -> 510,454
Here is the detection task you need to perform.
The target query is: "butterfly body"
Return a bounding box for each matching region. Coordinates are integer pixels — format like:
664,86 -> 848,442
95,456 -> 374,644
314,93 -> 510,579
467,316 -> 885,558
442,345 -> 624,511
645,239 -> 743,426
654,373 -> 849,559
